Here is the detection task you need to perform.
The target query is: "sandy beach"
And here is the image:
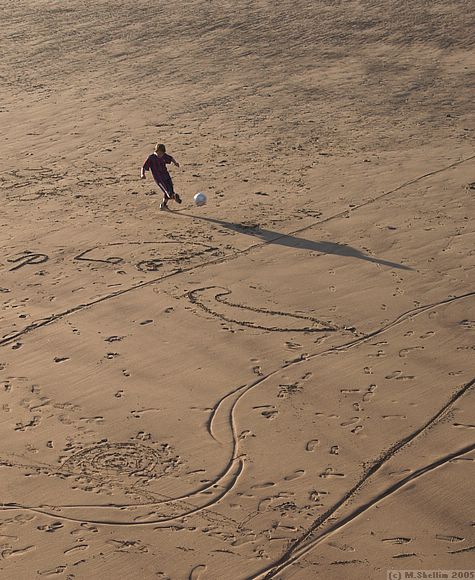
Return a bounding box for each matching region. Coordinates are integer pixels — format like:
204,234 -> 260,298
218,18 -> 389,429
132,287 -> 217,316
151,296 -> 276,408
1,0 -> 474,578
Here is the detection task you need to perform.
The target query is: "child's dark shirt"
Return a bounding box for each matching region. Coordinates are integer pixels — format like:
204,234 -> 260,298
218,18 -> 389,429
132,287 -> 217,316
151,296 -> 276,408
142,153 -> 173,185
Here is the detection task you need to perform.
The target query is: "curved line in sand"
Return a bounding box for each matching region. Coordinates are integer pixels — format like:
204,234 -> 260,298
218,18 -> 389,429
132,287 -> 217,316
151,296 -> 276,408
187,286 -> 340,332
0,459 -> 243,527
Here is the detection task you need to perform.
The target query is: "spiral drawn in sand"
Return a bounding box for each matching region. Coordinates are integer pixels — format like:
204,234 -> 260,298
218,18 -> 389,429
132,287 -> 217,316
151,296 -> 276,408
61,442 -> 180,481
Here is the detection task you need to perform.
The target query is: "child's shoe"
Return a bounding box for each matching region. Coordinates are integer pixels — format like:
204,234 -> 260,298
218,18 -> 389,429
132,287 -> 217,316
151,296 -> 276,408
175,194 -> 182,204
160,202 -> 169,211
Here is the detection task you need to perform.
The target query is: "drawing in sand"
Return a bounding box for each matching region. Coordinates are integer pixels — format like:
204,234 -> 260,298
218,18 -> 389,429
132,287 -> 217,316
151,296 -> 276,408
1,1 -> 474,578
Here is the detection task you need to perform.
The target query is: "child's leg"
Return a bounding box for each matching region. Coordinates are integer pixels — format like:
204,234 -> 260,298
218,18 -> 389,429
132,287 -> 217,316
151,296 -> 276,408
163,175 -> 181,204
157,175 -> 181,207
157,181 -> 171,208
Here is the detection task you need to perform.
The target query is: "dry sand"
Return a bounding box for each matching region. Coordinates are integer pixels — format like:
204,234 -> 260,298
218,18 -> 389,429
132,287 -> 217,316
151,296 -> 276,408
1,0 -> 474,578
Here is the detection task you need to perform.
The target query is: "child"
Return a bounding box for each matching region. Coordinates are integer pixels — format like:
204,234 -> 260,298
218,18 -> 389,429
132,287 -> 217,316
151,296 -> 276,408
141,143 -> 182,210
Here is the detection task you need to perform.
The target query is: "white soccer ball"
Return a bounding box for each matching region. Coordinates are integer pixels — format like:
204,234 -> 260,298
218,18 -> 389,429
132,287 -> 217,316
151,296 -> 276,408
194,192 -> 207,207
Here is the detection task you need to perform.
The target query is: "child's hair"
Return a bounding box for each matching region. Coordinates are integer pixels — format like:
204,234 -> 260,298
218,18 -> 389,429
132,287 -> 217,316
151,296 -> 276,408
155,143 -> 166,153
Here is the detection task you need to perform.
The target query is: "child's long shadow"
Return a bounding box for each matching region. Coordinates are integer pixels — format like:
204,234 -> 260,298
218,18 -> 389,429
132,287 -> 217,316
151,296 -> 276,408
177,212 -> 413,271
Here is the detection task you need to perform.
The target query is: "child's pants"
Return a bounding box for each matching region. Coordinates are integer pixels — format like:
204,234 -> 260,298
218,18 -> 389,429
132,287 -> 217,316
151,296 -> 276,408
156,174 -> 175,199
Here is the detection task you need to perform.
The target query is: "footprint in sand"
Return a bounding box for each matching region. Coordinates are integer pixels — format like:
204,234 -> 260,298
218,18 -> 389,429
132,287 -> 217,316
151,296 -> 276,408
385,370 -> 415,380
340,417 -> 360,427
1,545 -> 36,559
435,534 -> 465,543
382,537 -> 412,545
37,522 -> 63,533
261,409 -> 278,419
251,482 -> 276,490
284,469 -> 305,481
320,467 -> 345,478
399,346 -> 424,357
63,544 -> 89,555
37,566 -> 67,576
306,439 -> 320,451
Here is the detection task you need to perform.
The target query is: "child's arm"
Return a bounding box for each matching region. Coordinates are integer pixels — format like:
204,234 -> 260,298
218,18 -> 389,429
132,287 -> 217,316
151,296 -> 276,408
141,157 -> 150,179
165,153 -> 180,168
